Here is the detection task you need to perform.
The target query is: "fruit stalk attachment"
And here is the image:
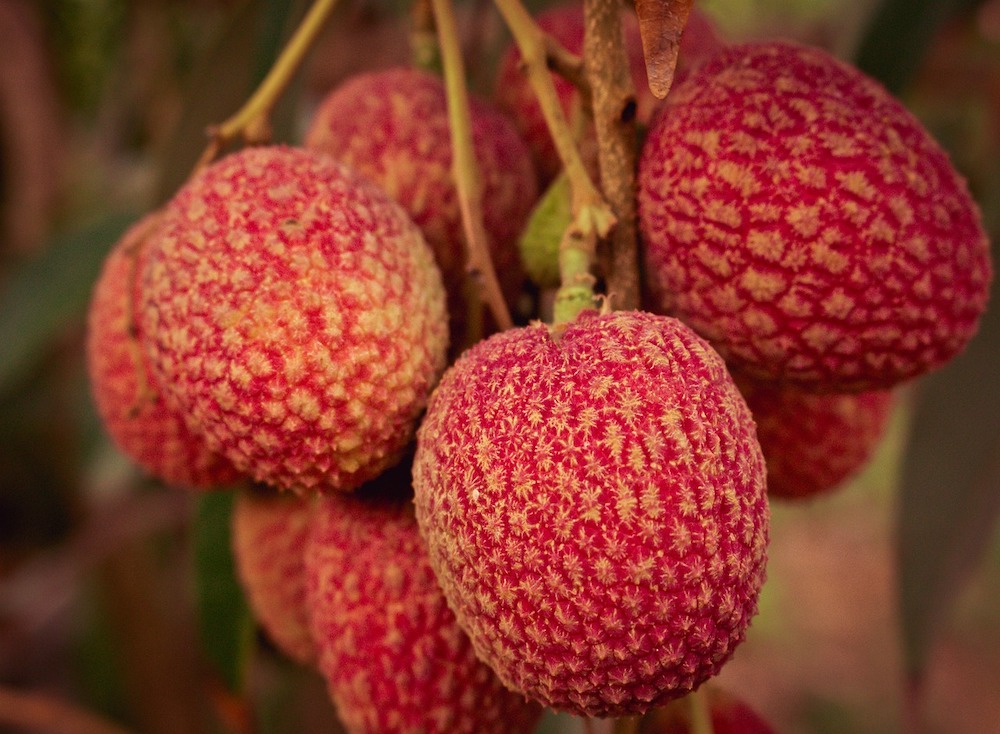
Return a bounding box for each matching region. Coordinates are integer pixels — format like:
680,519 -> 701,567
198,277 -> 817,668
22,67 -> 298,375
432,0 -> 514,331
583,0 -> 641,311
410,0 -> 442,73
193,0 -> 341,172
493,0 -> 616,325
688,688 -> 715,734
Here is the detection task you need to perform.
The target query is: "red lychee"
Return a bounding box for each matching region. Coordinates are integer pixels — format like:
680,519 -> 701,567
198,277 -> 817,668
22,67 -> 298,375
736,376 -> 895,501
495,2 -> 724,182
232,487 -> 316,665
140,145 -> 449,493
638,687 -> 775,733
86,214 -> 241,488
304,67 -> 538,337
413,310 -> 769,718
305,472 -> 542,734
638,41 -> 992,392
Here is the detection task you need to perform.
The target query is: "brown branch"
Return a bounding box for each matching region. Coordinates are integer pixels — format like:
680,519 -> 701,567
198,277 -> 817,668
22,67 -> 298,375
0,685 -> 133,734
584,0 -> 641,311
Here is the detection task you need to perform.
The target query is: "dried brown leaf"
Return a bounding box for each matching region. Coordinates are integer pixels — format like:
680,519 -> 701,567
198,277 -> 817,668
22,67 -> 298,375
633,0 -> 693,99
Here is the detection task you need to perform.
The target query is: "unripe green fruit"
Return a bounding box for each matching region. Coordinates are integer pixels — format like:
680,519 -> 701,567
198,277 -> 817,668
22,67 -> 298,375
518,173 -> 570,289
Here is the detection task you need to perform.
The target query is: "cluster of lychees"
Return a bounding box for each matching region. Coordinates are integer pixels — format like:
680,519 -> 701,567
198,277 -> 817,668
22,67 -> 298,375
86,1 -> 991,732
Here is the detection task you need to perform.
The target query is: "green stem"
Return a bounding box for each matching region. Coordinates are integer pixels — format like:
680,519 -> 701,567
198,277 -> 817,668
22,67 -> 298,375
493,6 -> 614,211
410,0 -> 441,73
613,715 -> 640,734
193,0 -> 341,172
431,0 -> 513,331
688,688 -> 715,734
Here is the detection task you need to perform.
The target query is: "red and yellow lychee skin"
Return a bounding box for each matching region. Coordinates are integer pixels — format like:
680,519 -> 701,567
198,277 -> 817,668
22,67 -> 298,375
232,487 -> 316,666
305,67 -> 538,334
638,687 -> 775,734
305,478 -> 543,734
736,376 -> 895,501
413,310 -> 769,718
140,146 -> 449,493
495,3 -> 723,182
638,41 -> 992,392
86,215 -> 241,488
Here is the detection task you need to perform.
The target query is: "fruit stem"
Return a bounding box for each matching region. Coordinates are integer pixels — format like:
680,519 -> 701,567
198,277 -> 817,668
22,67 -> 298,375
192,0 -> 340,173
613,715 -> 640,734
493,0 -> 617,237
431,0 -> 514,331
688,688 -> 715,734
410,0 -> 442,73
493,0 -> 616,325
583,0 -> 641,311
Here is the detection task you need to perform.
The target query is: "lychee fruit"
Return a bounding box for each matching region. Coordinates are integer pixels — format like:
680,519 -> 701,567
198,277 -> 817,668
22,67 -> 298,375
495,2 -> 724,182
232,486 -> 316,665
638,687 -> 775,733
736,375 -> 895,501
638,41 -> 993,392
304,67 -> 538,338
305,468 -> 542,733
139,145 -> 449,493
413,310 -> 769,718
86,214 -> 241,488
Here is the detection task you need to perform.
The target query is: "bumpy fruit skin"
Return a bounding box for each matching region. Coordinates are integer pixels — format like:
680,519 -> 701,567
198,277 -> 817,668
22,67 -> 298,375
413,310 -> 769,718
140,146 -> 448,493
737,376 -> 895,500
638,687 -> 774,733
638,41 -> 992,392
86,215 -> 241,488
232,488 -> 316,665
495,3 -> 723,182
305,478 -> 542,734
305,67 -> 537,334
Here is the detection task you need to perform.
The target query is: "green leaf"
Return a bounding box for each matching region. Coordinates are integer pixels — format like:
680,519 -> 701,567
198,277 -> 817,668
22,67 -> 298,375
853,0 -> 978,94
0,212 -> 135,397
897,274 -> 1000,682
195,490 -> 255,693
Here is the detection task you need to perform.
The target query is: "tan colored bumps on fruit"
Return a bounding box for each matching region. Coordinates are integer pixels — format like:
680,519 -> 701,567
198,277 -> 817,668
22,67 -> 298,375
139,146 -> 449,494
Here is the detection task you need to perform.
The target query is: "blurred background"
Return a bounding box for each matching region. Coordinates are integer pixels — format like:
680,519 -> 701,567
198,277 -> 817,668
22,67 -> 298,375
0,0 -> 998,732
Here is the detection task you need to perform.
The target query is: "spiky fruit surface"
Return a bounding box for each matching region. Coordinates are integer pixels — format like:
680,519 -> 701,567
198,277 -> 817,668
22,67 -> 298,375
305,474 -> 542,734
638,41 -> 993,391
413,310 -> 769,718
638,687 -> 775,733
86,215 -> 241,488
495,2 -> 723,182
305,67 -> 537,334
140,146 -> 448,493
736,376 -> 895,500
232,488 -> 316,665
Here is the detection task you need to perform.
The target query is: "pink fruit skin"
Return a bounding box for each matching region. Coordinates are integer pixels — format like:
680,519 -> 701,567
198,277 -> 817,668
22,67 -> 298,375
86,215 -> 241,488
305,67 -> 537,337
140,146 -> 449,493
737,377 -> 895,500
639,41 -> 992,392
232,488 -> 316,665
413,310 -> 768,718
306,482 -> 542,734
495,2 -> 724,182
